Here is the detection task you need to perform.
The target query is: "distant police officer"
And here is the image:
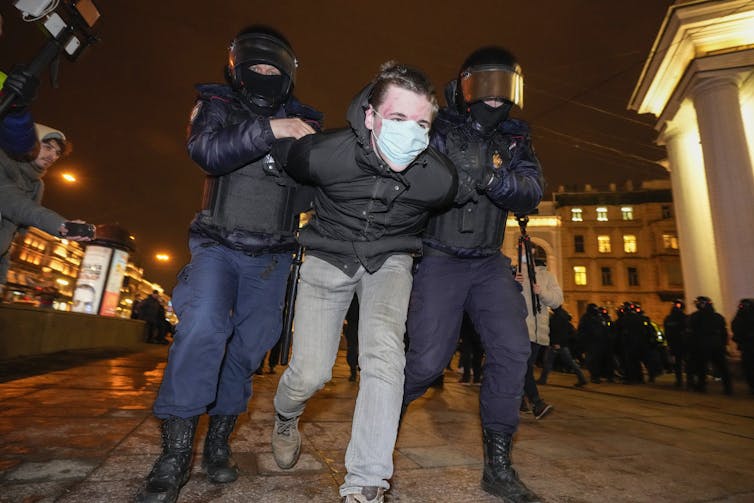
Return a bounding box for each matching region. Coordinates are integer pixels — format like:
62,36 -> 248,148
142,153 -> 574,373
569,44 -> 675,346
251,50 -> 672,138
579,303 -> 612,384
732,298 -> 754,394
688,296 -> 732,395
402,46 -> 544,502
663,299 -> 688,388
137,26 -> 321,503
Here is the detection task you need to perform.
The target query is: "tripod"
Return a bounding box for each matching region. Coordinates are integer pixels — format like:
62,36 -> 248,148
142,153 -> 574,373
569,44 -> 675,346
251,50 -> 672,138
517,215 -> 541,314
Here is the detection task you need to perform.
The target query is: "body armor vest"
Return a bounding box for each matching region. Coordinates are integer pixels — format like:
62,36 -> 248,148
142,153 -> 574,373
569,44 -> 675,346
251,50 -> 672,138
197,108 -> 299,237
424,127 -> 512,256
199,154 -> 298,235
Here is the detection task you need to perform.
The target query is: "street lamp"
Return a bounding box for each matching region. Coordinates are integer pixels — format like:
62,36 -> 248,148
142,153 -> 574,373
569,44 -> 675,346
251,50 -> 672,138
155,253 -> 171,263
61,172 -> 77,183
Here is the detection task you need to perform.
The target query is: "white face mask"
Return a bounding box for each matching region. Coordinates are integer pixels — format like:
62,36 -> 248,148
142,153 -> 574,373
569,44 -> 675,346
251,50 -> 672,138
373,110 -> 429,169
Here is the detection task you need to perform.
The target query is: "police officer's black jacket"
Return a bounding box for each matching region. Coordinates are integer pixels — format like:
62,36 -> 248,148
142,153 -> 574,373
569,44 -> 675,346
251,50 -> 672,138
187,83 -> 322,254
689,307 -> 728,352
282,84 -> 458,276
422,87 -> 544,257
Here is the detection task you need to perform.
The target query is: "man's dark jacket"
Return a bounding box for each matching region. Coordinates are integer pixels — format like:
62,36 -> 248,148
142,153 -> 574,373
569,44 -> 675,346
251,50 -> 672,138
281,84 -> 458,275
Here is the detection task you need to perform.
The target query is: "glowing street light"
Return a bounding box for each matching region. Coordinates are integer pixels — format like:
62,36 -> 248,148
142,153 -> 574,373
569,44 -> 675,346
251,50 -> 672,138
61,173 -> 77,183
155,253 -> 171,262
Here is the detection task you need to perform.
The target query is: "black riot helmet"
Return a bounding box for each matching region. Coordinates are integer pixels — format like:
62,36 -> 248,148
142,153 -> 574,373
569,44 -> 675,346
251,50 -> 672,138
455,46 -> 524,128
227,26 -> 297,113
739,298 -> 754,312
694,296 -> 713,311
672,298 -> 685,313
586,303 -> 600,316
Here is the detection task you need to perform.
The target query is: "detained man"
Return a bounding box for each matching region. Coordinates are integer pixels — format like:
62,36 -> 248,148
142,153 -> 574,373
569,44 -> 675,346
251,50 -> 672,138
270,62 -> 457,503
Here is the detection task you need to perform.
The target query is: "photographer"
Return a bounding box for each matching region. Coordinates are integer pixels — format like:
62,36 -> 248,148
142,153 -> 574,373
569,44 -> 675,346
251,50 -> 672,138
1,122 -> 94,292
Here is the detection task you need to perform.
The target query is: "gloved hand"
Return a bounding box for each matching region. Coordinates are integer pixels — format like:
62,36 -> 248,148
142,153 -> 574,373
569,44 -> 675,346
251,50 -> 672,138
476,166 -> 498,192
2,65 -> 39,111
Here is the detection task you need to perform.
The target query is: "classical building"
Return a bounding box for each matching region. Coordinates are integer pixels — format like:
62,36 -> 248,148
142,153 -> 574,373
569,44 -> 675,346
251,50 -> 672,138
4,228 -> 169,317
501,181 -> 683,322
629,0 -> 754,320
3,227 -> 85,310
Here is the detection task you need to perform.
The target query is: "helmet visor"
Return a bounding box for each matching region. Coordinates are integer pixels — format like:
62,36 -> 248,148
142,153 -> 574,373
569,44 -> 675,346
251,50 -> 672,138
460,66 -> 524,108
229,34 -> 297,84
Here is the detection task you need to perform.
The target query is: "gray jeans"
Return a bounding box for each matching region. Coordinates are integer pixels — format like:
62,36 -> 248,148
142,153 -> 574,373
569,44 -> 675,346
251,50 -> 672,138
274,254 -> 413,495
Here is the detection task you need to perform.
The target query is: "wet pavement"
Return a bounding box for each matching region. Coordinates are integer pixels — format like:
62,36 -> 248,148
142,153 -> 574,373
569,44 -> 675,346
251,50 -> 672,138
1,345 -> 753,502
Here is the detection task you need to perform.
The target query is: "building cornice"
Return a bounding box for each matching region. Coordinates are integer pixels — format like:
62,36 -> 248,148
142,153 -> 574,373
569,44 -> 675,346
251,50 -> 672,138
629,0 -> 754,117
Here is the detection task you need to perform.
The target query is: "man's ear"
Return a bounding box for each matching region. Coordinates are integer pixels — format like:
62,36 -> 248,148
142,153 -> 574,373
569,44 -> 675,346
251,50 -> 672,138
364,106 -> 375,131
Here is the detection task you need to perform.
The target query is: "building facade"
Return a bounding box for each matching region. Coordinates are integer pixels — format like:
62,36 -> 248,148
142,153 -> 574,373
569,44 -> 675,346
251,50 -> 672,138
629,0 -> 754,320
3,228 -> 169,318
502,181 -> 683,322
3,228 -> 85,310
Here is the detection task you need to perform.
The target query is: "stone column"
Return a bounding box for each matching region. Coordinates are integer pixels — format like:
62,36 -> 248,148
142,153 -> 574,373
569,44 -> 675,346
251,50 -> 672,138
660,117 -> 722,310
692,76 -> 754,319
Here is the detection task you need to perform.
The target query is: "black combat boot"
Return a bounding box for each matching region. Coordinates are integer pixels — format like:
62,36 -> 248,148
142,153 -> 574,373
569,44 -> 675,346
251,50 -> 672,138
202,415 -> 239,483
481,429 -> 541,503
137,416 -> 198,503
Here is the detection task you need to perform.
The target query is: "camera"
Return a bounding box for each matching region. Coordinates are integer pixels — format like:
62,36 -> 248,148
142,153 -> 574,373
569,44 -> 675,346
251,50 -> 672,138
13,0 -> 100,59
0,1 -> 101,115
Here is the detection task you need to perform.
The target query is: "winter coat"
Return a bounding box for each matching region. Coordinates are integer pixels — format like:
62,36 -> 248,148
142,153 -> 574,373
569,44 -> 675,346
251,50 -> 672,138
0,148 -> 66,283
520,264 -> 563,345
282,83 -> 458,275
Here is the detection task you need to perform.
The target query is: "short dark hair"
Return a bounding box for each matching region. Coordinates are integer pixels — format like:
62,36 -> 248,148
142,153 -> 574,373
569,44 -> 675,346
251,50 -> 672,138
44,138 -> 72,157
368,61 -> 438,116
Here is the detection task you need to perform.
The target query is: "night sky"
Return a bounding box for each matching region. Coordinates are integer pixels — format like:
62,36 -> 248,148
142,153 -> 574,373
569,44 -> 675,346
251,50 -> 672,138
0,0 -> 674,291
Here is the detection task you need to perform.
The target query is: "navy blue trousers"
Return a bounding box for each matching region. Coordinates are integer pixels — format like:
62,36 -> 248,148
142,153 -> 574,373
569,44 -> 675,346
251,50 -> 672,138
153,235 -> 292,418
403,254 -> 530,434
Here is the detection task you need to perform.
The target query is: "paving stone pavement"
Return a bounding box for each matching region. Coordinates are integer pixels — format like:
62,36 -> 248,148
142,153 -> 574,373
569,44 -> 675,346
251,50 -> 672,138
1,345 -> 753,502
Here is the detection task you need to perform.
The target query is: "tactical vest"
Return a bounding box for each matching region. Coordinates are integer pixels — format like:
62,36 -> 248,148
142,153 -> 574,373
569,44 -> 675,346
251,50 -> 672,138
424,127 -> 512,255
199,154 -> 298,235
197,107 -> 299,237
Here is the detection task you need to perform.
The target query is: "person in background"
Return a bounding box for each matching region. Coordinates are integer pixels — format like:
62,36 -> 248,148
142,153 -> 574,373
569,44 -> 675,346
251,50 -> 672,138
1,122 -> 94,298
688,296 -> 732,395
517,256 -> 563,418
663,299 -> 688,388
732,298 -> 754,395
539,305 -> 587,387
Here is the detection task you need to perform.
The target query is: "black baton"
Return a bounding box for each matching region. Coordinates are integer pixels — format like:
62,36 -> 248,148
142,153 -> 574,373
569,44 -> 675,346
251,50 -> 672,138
278,244 -> 304,365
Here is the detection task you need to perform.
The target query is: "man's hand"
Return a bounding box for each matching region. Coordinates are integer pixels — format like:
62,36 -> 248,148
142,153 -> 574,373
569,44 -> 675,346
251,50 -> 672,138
270,118 -> 316,140
2,65 -> 39,111
60,220 -> 95,241
514,271 -> 524,284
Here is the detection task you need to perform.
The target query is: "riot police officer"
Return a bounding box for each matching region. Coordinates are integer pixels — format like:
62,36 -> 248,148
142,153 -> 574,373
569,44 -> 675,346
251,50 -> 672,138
136,26 -> 321,503
579,303 -> 612,383
664,299 -> 688,388
732,298 -> 754,394
688,296 -> 732,394
402,46 -> 544,502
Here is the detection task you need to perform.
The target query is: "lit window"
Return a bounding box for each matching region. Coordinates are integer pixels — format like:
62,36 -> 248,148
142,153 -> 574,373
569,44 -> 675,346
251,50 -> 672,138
571,208 -> 583,222
574,266 -> 587,286
601,267 -> 613,286
662,233 -> 679,250
597,207 -> 608,221
621,206 -> 634,220
624,235 -> 637,253
598,235 -> 611,253
628,267 -> 639,286
574,235 -> 585,253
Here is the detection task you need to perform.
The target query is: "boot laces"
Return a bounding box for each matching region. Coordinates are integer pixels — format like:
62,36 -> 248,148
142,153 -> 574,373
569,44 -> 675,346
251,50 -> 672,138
276,415 -> 297,437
